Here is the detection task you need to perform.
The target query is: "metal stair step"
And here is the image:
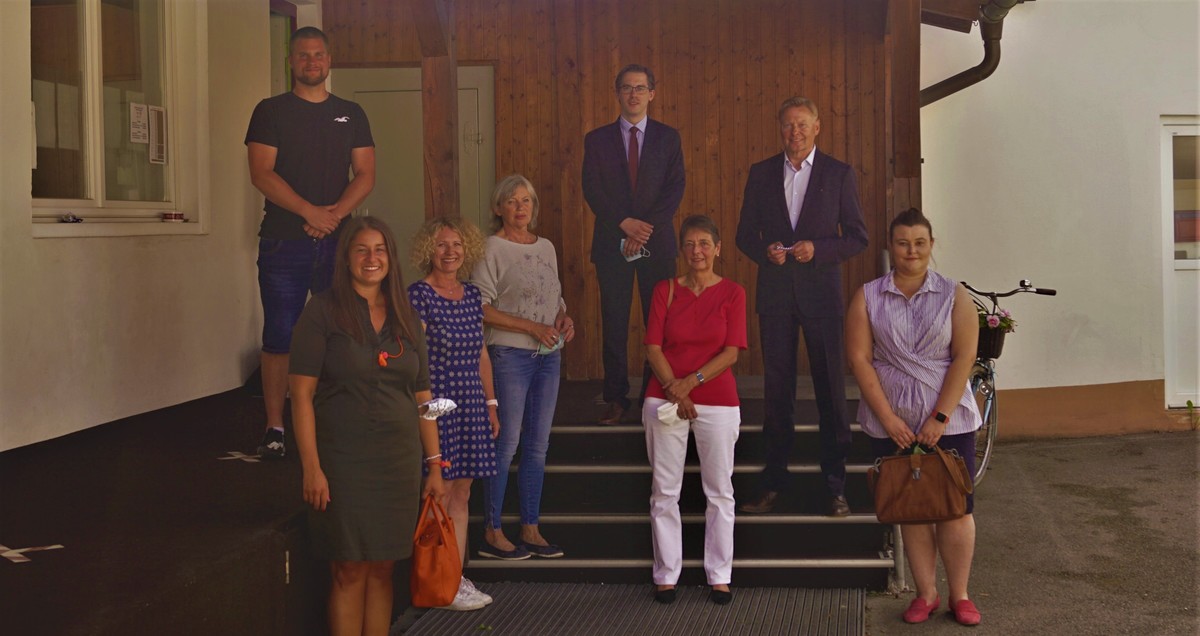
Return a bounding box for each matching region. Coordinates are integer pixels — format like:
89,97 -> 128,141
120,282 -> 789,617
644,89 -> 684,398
464,383 -> 893,590
467,513 -> 889,560
472,512 -> 883,524
466,556 -> 893,587
547,423 -> 876,464
480,471 -> 877,516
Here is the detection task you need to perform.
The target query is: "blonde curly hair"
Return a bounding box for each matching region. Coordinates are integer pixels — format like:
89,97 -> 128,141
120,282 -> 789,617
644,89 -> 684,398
410,215 -> 487,279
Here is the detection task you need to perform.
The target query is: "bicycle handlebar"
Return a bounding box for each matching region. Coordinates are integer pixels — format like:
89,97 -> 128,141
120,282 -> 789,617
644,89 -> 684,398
961,281 -> 1057,299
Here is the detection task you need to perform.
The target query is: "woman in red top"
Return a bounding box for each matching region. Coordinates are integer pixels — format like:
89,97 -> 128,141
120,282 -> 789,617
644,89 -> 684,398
643,215 -> 748,606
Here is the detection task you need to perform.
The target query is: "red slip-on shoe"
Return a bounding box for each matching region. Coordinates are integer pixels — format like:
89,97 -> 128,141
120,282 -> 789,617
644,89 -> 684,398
951,599 -> 982,626
902,596 -> 941,623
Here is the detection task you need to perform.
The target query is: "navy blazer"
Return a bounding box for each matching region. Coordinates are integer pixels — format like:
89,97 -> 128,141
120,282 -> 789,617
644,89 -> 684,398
582,118 -> 686,262
735,150 -> 869,317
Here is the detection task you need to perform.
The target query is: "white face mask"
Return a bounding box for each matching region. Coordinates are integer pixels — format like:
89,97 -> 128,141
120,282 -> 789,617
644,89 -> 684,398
533,333 -> 565,357
656,400 -> 687,426
620,239 -> 651,262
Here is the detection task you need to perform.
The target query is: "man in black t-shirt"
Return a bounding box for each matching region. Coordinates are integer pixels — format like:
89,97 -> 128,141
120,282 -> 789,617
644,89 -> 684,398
244,26 -> 375,459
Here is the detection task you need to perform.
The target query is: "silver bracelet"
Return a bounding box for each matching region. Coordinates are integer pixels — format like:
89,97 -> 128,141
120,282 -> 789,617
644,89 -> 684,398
486,399 -> 499,407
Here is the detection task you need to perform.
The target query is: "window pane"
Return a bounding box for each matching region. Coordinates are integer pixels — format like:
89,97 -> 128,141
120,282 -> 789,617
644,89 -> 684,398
1173,135 -> 1199,260
269,13 -> 293,96
31,0 -> 87,199
102,0 -> 169,203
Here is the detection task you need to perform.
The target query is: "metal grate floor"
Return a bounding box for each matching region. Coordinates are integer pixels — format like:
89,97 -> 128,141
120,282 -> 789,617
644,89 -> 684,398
396,583 -> 864,636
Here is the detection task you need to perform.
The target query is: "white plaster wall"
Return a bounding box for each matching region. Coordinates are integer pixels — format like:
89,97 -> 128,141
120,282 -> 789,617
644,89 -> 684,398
920,0 -> 1199,389
0,0 -> 273,450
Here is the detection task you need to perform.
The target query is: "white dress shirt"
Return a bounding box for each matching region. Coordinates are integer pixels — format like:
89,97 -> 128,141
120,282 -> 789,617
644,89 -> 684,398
783,146 -> 817,230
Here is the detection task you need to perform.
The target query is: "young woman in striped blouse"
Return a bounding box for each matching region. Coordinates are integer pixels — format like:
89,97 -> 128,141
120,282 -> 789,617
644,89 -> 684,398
845,208 -> 983,626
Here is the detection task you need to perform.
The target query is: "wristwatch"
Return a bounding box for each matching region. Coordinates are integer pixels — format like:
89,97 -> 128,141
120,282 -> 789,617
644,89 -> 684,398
932,411 -> 949,424
694,371 -> 705,385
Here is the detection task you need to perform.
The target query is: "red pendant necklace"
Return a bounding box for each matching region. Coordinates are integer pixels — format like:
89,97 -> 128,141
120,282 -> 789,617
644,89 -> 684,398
378,336 -> 405,367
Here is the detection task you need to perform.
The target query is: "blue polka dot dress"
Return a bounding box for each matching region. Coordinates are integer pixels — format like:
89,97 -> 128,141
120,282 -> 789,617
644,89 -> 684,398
408,280 -> 498,480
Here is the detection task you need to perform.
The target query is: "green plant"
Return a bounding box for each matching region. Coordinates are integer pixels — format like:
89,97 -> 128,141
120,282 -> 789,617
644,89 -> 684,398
978,306 -> 1017,333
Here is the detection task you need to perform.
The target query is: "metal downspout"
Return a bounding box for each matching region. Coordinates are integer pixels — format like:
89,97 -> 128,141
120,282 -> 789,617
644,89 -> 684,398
919,0 -> 1021,107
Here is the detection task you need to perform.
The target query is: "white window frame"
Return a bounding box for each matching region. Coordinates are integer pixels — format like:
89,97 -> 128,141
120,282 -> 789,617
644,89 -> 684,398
1160,116 -> 1200,409
31,0 -> 209,238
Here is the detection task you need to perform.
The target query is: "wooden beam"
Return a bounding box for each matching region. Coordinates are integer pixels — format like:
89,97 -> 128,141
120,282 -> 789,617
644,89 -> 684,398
873,0 -> 891,37
888,0 -> 921,181
921,0 -> 981,22
413,0 -> 450,57
921,10 -> 974,33
421,0 -> 458,218
551,0 -> 588,380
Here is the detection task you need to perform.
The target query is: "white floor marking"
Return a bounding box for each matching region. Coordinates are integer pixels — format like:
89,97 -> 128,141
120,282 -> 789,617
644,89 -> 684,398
0,543 -> 65,564
219,451 -> 261,463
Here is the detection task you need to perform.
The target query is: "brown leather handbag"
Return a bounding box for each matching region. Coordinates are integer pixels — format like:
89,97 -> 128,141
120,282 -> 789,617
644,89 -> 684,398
409,494 -> 462,607
867,445 -> 974,524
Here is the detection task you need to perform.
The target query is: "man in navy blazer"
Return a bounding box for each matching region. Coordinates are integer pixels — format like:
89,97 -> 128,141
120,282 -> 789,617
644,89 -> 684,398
583,64 -> 686,424
735,97 -> 868,516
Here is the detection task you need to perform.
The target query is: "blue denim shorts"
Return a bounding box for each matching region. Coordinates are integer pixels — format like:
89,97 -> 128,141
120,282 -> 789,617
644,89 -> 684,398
257,237 -> 337,354
869,431 -> 977,514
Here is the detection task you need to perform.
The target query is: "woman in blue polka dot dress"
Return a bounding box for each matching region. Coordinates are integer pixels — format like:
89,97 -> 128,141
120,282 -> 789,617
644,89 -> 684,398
408,216 -> 499,611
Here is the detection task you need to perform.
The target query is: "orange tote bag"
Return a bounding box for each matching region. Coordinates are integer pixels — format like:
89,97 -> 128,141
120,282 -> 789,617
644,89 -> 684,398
409,494 -> 462,608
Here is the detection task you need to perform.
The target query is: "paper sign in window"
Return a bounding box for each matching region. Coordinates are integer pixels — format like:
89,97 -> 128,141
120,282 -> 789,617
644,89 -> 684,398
149,106 -> 166,164
130,103 -> 149,144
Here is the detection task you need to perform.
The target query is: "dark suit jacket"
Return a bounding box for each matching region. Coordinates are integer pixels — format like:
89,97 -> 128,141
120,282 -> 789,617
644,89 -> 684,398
582,118 -> 686,262
735,150 -> 869,317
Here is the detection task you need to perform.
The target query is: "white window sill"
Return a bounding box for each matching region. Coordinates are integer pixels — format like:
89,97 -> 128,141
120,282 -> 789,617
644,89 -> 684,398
32,219 -> 208,238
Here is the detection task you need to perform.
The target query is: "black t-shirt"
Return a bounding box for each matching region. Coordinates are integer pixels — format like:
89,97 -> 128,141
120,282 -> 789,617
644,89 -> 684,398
245,92 -> 374,240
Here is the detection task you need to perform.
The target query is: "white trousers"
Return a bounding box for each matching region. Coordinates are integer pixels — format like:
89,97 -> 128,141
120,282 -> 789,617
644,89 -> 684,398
643,397 -> 741,585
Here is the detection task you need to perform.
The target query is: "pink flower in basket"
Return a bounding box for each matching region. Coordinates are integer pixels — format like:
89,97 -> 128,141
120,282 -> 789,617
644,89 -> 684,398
977,306 -> 1017,333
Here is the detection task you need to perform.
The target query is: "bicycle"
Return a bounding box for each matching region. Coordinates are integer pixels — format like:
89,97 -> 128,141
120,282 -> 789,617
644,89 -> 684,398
961,279 -> 1056,485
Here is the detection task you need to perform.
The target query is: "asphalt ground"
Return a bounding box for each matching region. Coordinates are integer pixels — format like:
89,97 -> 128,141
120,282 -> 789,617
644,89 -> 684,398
864,431 -> 1200,635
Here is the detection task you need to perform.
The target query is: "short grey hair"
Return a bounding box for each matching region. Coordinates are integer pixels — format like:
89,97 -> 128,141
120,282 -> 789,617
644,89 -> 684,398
489,174 -> 540,232
778,97 -> 819,122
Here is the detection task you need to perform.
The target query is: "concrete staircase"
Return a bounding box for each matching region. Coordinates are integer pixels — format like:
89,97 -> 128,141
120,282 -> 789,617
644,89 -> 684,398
467,380 -> 893,589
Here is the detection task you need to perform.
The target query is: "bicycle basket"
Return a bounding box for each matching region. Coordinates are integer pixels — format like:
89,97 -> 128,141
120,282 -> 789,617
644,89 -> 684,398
977,327 -> 1006,360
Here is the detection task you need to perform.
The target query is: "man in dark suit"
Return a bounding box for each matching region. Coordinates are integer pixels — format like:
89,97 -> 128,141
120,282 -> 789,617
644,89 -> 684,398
583,64 -> 686,424
735,97 -> 868,516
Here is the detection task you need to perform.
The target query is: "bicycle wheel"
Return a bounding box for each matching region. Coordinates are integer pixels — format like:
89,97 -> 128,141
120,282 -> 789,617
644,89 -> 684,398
969,362 -> 998,486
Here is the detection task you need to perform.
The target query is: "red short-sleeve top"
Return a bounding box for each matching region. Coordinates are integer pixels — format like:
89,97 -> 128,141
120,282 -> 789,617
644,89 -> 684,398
644,277 -> 748,406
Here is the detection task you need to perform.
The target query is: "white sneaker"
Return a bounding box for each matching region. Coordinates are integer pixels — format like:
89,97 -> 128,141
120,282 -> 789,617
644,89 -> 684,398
436,581 -> 487,612
461,577 -> 493,606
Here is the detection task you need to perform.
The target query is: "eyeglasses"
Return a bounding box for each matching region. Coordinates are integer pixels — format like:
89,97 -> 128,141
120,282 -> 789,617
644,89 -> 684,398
619,85 -> 651,95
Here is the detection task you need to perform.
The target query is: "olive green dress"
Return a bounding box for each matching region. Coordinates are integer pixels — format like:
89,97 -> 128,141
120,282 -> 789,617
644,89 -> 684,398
289,292 -> 429,561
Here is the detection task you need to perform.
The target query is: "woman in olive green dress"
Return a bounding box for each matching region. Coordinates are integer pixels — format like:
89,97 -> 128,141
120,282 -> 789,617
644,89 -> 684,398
289,216 -> 447,636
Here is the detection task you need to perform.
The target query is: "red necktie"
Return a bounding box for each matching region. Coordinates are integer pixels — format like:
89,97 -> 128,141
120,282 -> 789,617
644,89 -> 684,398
628,127 -> 639,193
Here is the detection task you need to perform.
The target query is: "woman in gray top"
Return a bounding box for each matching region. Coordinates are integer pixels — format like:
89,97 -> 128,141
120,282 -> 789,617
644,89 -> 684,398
471,174 -> 575,560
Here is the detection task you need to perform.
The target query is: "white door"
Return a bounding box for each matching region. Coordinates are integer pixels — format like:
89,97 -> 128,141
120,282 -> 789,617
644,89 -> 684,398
1161,120 -> 1200,408
331,67 -> 496,286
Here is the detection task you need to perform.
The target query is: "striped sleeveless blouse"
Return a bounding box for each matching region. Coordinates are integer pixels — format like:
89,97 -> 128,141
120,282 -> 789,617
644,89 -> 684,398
856,270 -> 982,438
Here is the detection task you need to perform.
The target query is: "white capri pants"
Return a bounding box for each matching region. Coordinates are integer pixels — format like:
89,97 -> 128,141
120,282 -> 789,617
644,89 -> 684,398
643,397 -> 741,586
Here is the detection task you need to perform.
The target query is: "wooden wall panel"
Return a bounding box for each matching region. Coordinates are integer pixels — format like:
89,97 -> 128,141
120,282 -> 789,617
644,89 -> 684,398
323,0 -> 906,379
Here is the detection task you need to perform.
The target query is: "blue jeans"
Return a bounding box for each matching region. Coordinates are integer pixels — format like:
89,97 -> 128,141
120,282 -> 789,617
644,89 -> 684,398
257,237 -> 337,353
483,345 -> 561,528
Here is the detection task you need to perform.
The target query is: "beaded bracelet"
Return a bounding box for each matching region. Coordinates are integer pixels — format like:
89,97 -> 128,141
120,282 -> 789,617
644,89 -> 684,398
423,454 -> 451,469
